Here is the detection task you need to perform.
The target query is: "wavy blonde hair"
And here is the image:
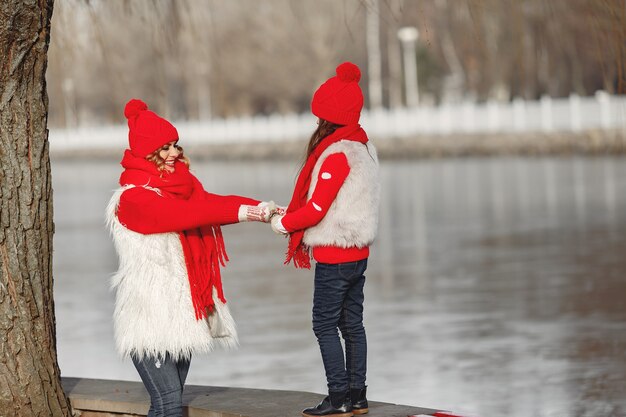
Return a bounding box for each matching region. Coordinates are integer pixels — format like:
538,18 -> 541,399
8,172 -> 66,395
146,143 -> 190,173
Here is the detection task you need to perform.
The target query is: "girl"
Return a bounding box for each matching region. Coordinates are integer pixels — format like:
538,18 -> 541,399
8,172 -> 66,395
106,99 -> 274,417
271,62 -> 380,417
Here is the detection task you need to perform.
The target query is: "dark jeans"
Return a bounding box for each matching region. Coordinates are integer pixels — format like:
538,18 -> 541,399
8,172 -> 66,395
313,258 -> 368,393
131,352 -> 191,417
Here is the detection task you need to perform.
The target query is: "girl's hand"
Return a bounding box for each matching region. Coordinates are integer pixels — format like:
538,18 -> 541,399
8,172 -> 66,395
270,214 -> 288,235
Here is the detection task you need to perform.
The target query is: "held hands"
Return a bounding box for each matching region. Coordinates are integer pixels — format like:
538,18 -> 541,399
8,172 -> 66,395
239,200 -> 288,234
269,202 -> 288,235
238,201 -> 277,223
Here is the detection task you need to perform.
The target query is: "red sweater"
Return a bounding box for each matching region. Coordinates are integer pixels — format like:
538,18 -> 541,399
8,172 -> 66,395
281,152 -> 369,264
117,187 -> 259,234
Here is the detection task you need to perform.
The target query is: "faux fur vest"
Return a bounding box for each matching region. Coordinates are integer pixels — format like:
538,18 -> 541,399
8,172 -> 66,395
303,140 -> 380,248
105,185 -> 237,361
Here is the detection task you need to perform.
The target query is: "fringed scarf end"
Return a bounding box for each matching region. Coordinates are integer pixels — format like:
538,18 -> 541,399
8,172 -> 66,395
285,245 -> 311,269
214,226 -> 229,266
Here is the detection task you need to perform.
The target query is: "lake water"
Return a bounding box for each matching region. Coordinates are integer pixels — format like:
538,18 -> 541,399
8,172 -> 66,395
52,156 -> 626,417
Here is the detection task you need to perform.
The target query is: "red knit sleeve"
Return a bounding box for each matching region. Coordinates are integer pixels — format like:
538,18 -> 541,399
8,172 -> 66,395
203,191 -> 260,207
117,187 -> 242,234
281,152 -> 350,232
190,175 -> 261,207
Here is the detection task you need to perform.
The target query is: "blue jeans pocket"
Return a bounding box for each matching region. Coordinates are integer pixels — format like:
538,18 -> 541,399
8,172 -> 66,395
338,261 -> 359,279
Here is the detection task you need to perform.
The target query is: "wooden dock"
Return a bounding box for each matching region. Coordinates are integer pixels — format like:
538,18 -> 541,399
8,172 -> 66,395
62,377 -> 440,417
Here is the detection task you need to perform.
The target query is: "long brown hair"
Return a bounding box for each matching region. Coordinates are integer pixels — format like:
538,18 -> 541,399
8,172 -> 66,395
302,118 -> 343,164
146,143 -> 190,174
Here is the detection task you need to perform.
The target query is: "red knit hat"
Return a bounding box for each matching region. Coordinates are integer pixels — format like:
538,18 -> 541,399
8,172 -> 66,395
311,62 -> 364,125
124,99 -> 179,157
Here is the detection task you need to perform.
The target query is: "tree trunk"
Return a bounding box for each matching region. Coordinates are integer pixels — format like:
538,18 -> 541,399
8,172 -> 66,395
0,1 -> 72,416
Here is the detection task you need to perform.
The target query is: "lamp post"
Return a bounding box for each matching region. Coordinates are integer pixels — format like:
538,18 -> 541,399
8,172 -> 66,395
62,77 -> 77,127
398,26 -> 419,107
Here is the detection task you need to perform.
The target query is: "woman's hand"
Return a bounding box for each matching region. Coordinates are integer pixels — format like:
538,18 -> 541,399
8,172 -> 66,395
238,201 -> 277,222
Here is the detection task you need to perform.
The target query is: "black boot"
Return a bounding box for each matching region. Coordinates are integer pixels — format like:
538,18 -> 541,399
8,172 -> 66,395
350,387 -> 369,415
302,390 -> 353,417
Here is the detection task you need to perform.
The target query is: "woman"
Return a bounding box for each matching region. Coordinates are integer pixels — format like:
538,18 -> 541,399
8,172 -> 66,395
271,62 -> 380,417
106,99 -> 274,417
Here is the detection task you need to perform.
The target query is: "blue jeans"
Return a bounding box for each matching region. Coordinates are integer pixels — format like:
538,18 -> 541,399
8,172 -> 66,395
131,352 -> 191,417
313,259 -> 368,393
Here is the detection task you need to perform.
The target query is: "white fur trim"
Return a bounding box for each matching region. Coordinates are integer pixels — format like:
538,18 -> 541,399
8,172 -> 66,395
106,186 -> 238,360
303,140 -> 380,248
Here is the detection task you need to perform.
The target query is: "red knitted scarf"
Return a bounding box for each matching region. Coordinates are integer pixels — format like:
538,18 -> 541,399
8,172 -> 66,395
119,150 -> 228,320
285,124 -> 368,268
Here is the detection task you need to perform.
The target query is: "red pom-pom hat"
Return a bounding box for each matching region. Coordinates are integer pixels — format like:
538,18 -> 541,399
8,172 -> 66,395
124,99 -> 179,158
311,62 -> 364,125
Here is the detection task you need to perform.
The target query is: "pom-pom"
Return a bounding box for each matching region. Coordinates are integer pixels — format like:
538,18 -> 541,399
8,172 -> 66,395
336,62 -> 361,83
124,99 -> 148,119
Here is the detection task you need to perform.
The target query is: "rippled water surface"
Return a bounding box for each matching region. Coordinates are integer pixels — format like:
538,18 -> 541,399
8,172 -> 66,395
53,156 -> 626,417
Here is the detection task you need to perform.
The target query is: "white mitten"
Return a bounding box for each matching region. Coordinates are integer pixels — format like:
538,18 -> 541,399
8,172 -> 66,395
238,201 -> 276,222
270,214 -> 288,235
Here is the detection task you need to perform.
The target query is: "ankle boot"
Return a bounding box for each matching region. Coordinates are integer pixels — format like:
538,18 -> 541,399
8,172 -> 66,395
350,387 -> 368,415
302,390 -> 353,417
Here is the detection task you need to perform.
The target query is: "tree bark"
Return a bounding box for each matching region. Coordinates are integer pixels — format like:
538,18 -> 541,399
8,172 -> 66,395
0,1 -> 72,416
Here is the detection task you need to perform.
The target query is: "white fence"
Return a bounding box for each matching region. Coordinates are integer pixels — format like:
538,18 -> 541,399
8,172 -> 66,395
49,92 -> 626,151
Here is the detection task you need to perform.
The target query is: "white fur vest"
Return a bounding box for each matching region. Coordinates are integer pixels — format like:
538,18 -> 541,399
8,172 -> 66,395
303,140 -> 380,248
105,185 -> 237,361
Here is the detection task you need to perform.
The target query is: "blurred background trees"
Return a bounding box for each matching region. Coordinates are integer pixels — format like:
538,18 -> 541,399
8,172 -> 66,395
47,0 -> 625,128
